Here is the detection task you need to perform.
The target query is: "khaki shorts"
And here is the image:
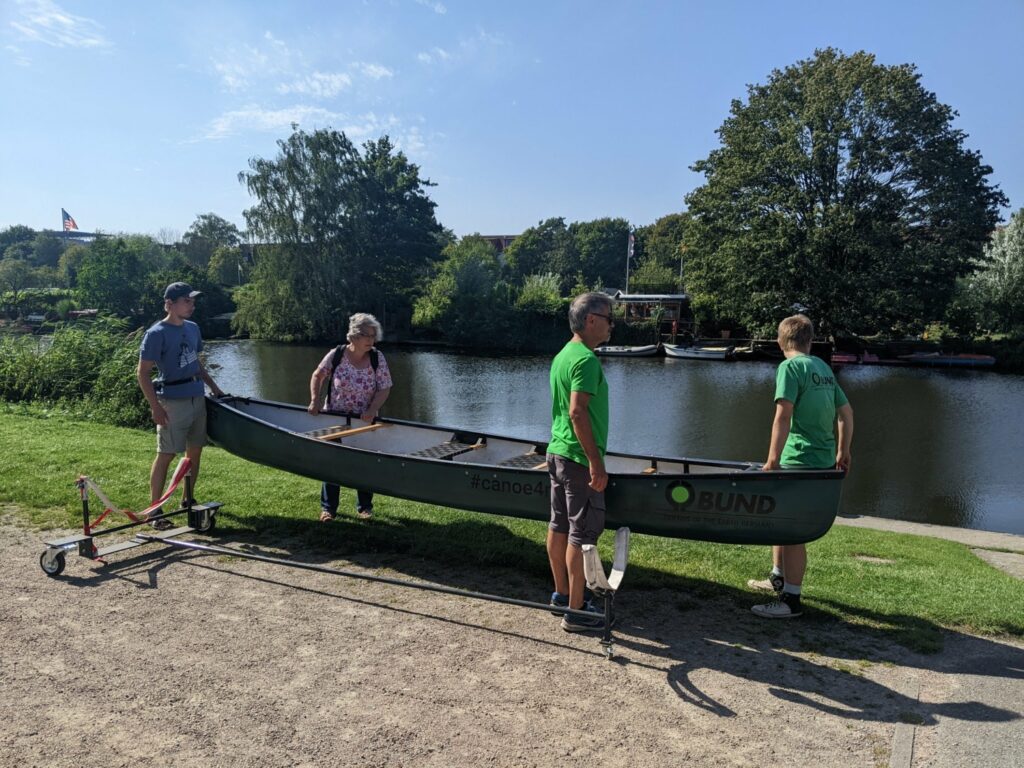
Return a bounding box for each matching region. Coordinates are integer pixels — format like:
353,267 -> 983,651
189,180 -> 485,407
157,396 -> 207,454
547,453 -> 606,547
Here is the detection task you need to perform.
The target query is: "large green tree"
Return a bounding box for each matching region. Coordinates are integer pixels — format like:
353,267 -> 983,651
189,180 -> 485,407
75,236 -> 155,318
413,236 -> 513,344
182,213 -> 242,268
569,217 -> 631,290
503,218 -> 576,288
954,208 -> 1024,333
685,49 -> 1007,336
237,127 -> 445,340
0,258 -> 36,317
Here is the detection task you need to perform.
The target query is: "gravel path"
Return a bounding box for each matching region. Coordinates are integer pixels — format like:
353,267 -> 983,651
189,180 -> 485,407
2,516 -> 1020,767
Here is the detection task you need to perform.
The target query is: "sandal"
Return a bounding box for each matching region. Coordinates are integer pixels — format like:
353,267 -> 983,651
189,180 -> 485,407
319,509 -> 337,522
147,512 -> 174,531
357,507 -> 373,520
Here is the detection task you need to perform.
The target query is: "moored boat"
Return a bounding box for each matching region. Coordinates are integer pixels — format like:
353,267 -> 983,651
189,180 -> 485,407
595,344 -> 660,357
663,343 -> 735,360
207,396 -> 845,545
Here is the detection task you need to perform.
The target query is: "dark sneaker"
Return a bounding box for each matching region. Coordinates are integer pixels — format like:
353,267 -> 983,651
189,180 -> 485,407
747,572 -> 784,593
751,591 -> 802,619
561,603 -> 612,633
147,509 -> 174,531
549,591 -> 569,616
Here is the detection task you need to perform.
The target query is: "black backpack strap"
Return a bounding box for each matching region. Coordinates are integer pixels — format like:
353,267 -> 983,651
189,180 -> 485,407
326,345 -> 345,407
369,348 -> 379,371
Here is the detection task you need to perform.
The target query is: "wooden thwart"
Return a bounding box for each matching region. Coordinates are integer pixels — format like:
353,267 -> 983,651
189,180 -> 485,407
308,423 -> 389,442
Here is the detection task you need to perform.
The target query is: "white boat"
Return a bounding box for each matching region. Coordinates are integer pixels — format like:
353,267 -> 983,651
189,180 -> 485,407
595,344 -> 660,357
663,343 -> 735,360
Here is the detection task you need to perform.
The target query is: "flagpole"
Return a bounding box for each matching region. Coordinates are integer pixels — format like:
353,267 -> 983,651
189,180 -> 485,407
624,230 -> 634,293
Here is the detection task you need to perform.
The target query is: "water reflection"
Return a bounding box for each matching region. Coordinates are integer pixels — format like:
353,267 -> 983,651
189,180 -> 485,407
204,340 -> 1024,535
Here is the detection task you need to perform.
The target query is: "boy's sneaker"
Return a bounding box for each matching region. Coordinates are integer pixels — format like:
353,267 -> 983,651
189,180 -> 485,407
147,508 -> 174,531
549,591 -> 569,616
561,603 -> 613,633
751,591 -> 802,619
747,572 -> 784,593
549,589 -> 597,616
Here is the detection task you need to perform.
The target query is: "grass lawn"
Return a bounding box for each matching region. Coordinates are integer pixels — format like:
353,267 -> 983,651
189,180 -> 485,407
3,405 -> 1023,653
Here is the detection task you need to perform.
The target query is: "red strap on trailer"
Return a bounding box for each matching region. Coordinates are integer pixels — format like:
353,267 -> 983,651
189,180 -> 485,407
78,457 -> 193,534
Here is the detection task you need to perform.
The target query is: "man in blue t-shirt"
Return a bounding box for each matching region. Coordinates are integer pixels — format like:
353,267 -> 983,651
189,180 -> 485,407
137,282 -> 224,527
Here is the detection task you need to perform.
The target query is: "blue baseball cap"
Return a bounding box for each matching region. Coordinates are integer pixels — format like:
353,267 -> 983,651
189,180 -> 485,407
164,282 -> 201,301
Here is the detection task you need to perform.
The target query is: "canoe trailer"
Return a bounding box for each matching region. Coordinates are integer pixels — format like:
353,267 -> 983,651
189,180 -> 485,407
39,464 -> 632,659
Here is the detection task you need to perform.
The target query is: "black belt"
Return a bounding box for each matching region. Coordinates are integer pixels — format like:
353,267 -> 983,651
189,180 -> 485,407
160,375 -> 199,387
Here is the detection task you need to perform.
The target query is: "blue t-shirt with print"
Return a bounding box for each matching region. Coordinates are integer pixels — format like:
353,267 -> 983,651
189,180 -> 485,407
139,320 -> 204,398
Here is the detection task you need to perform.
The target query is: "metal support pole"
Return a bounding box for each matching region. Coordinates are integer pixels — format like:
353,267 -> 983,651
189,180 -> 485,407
137,536 -> 616,642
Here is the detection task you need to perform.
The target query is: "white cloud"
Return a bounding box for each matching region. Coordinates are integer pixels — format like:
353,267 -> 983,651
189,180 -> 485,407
416,47 -> 450,65
211,33 -> 293,91
9,0 -> 110,49
414,0 -> 447,15
278,71 -> 352,98
200,105 -> 428,155
354,62 -> 393,80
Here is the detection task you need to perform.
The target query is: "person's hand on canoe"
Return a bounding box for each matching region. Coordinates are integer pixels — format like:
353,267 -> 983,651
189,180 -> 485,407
307,400 -> 321,415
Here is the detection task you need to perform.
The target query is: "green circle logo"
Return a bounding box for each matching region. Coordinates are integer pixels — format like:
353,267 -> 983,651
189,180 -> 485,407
665,480 -> 695,510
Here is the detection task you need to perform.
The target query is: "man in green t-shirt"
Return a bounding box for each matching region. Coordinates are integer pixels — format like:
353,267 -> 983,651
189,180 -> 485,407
546,292 -> 613,632
750,314 -> 854,618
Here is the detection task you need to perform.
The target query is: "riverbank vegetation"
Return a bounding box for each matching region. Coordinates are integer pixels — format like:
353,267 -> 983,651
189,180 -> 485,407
2,409 -> 1022,653
2,48 -> 1022,359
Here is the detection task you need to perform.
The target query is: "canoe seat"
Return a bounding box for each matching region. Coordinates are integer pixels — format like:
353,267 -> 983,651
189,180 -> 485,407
408,441 -> 480,460
498,453 -> 547,470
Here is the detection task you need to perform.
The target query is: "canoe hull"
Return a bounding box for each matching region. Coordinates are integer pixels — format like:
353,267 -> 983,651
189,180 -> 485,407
207,397 -> 844,545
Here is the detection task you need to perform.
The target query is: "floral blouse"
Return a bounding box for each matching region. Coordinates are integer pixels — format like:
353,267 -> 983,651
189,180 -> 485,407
316,348 -> 393,414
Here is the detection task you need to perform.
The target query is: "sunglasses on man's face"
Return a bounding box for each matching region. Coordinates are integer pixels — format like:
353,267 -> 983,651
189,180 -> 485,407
590,312 -> 614,325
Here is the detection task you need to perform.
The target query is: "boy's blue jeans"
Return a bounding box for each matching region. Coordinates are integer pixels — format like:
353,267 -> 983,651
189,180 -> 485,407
321,482 -> 373,513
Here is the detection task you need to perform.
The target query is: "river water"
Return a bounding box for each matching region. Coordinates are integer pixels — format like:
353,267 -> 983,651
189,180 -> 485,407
204,340 -> 1024,535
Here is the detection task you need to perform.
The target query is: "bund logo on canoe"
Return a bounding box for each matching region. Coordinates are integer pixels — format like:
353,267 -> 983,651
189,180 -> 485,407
665,480 -> 776,515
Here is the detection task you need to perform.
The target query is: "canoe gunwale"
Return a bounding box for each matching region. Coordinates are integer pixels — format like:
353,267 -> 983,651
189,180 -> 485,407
209,396 -> 845,482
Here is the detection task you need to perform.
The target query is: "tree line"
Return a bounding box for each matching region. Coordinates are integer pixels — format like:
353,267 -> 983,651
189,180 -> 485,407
2,49 -> 1021,348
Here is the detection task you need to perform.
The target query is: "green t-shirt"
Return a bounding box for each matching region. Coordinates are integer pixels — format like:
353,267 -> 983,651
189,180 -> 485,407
775,354 -> 849,469
547,341 -> 609,467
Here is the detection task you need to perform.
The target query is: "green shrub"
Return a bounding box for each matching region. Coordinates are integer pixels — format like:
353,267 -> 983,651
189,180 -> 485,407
0,319 -> 150,427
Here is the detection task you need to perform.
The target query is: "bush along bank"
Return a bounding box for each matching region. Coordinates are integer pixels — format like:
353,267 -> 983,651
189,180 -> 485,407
0,319 -> 151,428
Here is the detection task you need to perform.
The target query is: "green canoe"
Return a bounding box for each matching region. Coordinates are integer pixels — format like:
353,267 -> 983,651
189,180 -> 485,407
206,396 -> 845,545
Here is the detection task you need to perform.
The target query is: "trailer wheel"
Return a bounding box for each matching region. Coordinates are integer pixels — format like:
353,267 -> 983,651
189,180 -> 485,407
196,515 -> 216,534
40,550 -> 66,577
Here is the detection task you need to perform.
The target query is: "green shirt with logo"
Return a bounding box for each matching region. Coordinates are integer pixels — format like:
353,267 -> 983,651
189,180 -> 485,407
775,354 -> 849,469
548,341 -> 609,467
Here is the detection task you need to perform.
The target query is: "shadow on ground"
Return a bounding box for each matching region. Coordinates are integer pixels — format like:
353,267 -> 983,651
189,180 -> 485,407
47,507 -> 1024,734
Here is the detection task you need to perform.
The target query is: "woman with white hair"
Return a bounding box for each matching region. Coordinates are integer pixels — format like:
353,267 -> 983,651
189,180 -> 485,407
308,312 -> 393,521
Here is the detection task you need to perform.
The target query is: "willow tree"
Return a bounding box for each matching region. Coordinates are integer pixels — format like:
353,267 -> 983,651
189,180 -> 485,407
685,49 -> 1006,336
237,126 -> 445,340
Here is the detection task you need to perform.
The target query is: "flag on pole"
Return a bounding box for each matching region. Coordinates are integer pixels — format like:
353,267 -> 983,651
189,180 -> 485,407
627,232 -> 635,259
62,209 -> 79,231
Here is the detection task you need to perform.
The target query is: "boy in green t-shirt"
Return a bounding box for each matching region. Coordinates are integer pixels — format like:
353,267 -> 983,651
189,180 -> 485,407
546,292 -> 613,632
750,314 -> 854,618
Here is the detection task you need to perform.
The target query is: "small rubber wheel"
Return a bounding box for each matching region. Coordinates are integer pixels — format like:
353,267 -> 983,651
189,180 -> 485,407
196,515 -> 216,533
40,550 -> 65,577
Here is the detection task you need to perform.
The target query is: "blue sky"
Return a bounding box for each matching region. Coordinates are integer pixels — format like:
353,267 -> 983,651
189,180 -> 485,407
2,0 -> 1021,239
